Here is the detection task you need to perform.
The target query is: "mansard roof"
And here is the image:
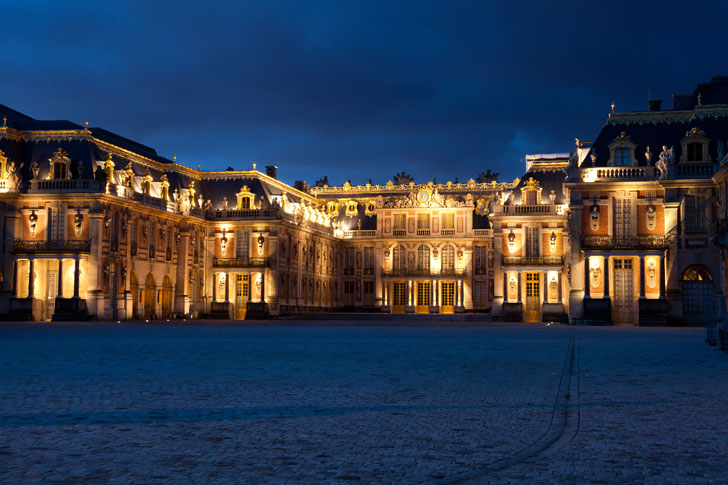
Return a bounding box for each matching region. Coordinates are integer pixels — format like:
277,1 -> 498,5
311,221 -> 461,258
583,77 -> 728,169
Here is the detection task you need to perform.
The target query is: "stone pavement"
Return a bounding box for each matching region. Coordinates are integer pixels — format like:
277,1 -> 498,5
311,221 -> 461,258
0,322 -> 725,483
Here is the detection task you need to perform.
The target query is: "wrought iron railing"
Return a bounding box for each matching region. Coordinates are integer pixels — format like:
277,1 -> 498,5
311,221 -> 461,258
382,267 -> 464,277
28,179 -> 100,193
14,239 -> 90,253
212,257 -> 269,268
502,256 -> 562,266
582,235 -> 670,250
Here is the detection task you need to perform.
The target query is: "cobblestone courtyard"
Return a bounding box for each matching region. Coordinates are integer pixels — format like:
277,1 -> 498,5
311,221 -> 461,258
0,322 -> 726,484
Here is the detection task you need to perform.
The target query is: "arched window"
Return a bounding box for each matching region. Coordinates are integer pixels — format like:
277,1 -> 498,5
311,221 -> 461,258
615,148 -> 630,166
682,265 -> 712,281
49,148 -> 71,179
417,245 -> 430,272
441,244 -> 455,272
393,245 -> 406,271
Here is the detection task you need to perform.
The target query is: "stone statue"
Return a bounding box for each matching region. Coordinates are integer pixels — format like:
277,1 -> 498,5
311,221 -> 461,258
392,171 -> 414,185
656,145 -> 674,180
31,161 -> 39,180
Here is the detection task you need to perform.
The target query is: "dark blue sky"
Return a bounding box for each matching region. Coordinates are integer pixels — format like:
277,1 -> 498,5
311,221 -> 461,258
4,1 -> 728,186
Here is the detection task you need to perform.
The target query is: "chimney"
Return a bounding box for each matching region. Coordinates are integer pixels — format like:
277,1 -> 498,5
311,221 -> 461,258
294,180 -> 307,191
672,94 -> 693,110
648,99 -> 662,112
265,165 -> 278,179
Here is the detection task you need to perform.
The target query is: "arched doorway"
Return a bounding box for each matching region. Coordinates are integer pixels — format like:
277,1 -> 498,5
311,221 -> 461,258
161,274 -> 173,318
682,265 -> 714,326
130,271 -> 138,319
144,273 -> 156,320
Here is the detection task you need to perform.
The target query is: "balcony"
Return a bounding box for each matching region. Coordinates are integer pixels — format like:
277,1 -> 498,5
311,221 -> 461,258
674,162 -> 717,178
28,179 -> 101,193
503,256 -> 562,266
581,166 -> 655,182
342,230 -> 376,238
416,229 -> 431,236
14,239 -> 90,254
382,267 -> 465,277
473,229 -> 493,237
392,229 -> 406,236
209,209 -> 280,220
212,257 -> 270,268
440,229 -> 455,236
496,204 -> 557,215
582,235 -> 670,250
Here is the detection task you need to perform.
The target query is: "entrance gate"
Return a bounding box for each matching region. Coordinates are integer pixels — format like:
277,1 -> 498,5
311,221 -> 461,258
525,272 -> 540,322
682,265 -> 714,326
46,269 -> 58,321
613,258 -> 634,324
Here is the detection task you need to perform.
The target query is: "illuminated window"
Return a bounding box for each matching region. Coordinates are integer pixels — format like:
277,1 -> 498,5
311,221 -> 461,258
393,245 -> 406,271
441,245 -> 455,272
393,214 -> 407,231
615,148 -> 630,166
417,245 -> 430,272
441,213 -> 454,230
417,214 -> 430,230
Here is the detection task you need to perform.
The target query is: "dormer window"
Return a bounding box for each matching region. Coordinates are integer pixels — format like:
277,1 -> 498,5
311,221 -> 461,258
680,128 -> 711,164
608,132 -> 636,167
615,148 -> 630,166
49,148 -> 72,179
687,142 -> 703,162
236,186 -> 255,210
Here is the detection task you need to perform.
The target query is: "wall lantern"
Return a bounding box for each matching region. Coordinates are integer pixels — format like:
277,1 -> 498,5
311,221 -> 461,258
550,231 -> 557,253
28,209 -> 38,237
507,229 -> 516,254
257,233 -> 265,255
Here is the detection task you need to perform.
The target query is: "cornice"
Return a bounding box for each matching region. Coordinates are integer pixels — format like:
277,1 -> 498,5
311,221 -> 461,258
606,105 -> 728,126
310,179 -> 517,196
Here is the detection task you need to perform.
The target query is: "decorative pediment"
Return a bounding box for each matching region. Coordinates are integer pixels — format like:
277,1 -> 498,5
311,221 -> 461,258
236,185 -> 254,209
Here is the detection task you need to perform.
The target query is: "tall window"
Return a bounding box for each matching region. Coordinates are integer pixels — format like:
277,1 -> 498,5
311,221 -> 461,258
441,213 -> 454,231
687,143 -> 703,162
236,230 -> 249,258
393,245 -> 406,271
525,227 -> 539,257
417,214 -> 430,230
417,245 -> 430,272
474,246 -> 487,270
615,148 -> 630,166
53,160 -> 68,179
441,244 -> 455,272
393,214 -> 407,233
685,195 -> 706,233
524,190 -> 537,205
363,247 -> 373,272
613,198 -> 632,238
49,208 -> 65,241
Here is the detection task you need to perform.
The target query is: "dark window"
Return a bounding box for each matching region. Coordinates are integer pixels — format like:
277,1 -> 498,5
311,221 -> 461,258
615,148 -> 630,166
687,143 -> 703,162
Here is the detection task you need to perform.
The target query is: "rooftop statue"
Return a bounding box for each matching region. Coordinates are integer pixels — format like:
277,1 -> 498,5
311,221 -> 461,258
476,169 -> 499,184
392,171 -> 414,185
656,145 -> 674,180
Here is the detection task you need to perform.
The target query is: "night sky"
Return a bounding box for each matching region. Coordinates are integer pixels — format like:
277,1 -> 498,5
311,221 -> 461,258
4,1 -> 728,186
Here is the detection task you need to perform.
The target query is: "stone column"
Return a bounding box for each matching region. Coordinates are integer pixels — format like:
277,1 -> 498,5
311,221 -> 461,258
517,271 -> 522,303
659,254 -> 666,298
557,272 -> 563,304
432,279 -> 436,306
260,271 -> 266,303
86,209 -> 104,315
584,255 -> 590,298
459,279 -> 464,307
212,272 -> 217,302
639,255 -> 646,298
57,258 -> 64,298
503,271 -> 508,303
12,258 -> 18,297
225,271 -> 230,303
174,229 -> 191,314
73,256 -> 80,298
248,272 -> 253,303
543,271 -> 548,304
604,256 -> 610,298
27,258 -> 34,299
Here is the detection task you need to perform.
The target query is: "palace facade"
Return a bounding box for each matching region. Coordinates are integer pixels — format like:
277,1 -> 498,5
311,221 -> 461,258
2,77 -> 728,332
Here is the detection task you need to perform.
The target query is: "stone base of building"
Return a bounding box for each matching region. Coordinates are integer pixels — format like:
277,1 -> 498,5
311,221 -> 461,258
245,301 -> 269,319
542,303 -> 565,322
429,305 -> 439,313
638,298 -> 669,326
211,302 -> 232,319
52,297 -> 91,321
7,298 -> 34,321
502,302 -> 523,322
582,297 -> 612,325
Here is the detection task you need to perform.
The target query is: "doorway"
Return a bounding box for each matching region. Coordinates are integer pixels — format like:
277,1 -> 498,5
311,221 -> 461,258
416,281 -> 431,313
613,258 -> 634,324
441,281 -> 455,314
391,281 -> 406,313
524,272 -> 540,322
235,274 -> 249,319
